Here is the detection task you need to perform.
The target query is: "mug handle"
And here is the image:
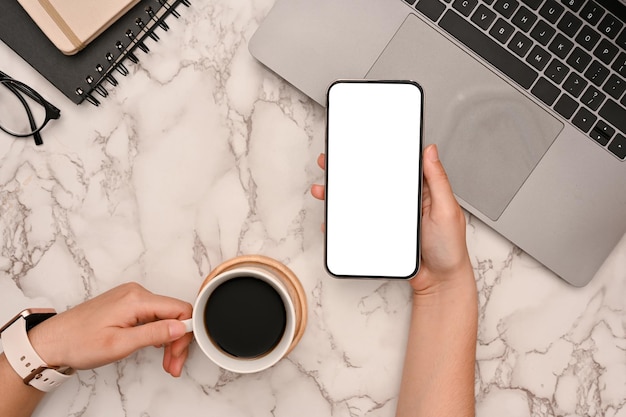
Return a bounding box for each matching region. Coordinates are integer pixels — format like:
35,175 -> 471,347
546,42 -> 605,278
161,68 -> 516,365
181,318 -> 194,334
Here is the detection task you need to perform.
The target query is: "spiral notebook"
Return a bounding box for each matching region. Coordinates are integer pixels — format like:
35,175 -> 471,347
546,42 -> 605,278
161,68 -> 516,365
0,0 -> 190,106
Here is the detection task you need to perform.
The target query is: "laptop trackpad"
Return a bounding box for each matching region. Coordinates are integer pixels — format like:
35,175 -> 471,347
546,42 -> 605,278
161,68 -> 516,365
366,14 -> 563,221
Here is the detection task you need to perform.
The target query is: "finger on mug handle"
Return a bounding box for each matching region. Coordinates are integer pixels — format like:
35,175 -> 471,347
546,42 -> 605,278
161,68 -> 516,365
180,318 -> 194,333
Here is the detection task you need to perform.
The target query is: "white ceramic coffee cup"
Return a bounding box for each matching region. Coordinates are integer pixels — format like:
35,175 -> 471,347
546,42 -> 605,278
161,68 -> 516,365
182,256 -> 307,374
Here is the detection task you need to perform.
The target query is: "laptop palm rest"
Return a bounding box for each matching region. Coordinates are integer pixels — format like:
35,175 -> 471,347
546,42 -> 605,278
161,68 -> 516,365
366,14 -> 563,220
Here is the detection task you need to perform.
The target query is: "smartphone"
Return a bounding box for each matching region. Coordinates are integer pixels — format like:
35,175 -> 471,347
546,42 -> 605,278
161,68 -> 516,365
324,80 -> 423,279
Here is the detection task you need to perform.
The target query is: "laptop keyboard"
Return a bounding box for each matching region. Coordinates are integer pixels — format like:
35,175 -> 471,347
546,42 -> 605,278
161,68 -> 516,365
403,0 -> 626,160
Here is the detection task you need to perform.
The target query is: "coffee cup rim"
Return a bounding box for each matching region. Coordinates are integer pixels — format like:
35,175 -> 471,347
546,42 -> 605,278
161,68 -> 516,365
191,267 -> 297,373
199,255 -> 307,355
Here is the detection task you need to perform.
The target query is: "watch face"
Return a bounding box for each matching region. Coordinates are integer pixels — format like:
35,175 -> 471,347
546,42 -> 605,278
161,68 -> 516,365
0,309 -> 56,334
24,312 -> 56,331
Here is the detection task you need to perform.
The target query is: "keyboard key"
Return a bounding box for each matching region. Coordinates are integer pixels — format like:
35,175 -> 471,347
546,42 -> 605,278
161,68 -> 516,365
554,93 -> 579,118
595,120 -> 614,137
581,85 -> 606,110
521,0 -> 542,10
508,32 -> 533,57
404,0 -> 417,5
415,0 -> 447,21
549,33 -> 573,59
598,14 -> 623,39
526,45 -> 552,70
572,107 -> 597,132
563,72 -> 588,97
439,10 -> 539,89
557,11 -> 582,37
580,0 -> 604,25
490,18 -> 516,43
567,47 -> 592,72
562,0 -> 585,12
453,0 -> 479,16
545,58 -> 570,83
575,25 -> 601,51
531,20 -> 556,45
591,120 -> 615,145
608,134 -> 626,159
512,6 -> 537,31
593,39 -> 619,65
612,52 -> 626,77
494,0 -> 519,18
471,5 -> 497,29
532,77 -> 560,104
539,0 -> 564,23
584,60 -> 610,86
602,74 -> 626,100
599,99 -> 626,134
590,130 -> 610,145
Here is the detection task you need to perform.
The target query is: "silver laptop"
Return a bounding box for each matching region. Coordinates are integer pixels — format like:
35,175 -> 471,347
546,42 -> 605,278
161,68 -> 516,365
249,0 -> 626,287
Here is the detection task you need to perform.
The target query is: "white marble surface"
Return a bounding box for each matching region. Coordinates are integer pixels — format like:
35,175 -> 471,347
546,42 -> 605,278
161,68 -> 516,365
1,1 -> 625,416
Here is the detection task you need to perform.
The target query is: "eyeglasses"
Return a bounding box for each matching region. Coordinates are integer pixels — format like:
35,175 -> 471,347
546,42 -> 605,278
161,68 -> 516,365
0,70 -> 61,146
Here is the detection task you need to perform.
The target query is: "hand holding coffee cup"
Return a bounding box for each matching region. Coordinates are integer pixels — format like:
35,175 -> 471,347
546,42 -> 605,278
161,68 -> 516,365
182,255 -> 307,373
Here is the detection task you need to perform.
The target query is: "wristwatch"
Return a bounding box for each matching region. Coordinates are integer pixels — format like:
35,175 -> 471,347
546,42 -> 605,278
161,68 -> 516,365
0,309 -> 74,392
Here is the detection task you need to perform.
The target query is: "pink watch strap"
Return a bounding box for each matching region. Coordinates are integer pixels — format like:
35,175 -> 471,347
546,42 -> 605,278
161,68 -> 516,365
2,315 -> 74,392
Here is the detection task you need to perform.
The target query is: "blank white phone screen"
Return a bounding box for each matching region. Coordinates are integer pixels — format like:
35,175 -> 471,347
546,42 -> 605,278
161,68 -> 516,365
325,81 -> 422,278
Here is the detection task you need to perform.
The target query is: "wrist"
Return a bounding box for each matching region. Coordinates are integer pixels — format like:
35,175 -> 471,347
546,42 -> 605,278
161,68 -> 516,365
412,284 -> 477,317
412,262 -> 477,304
26,317 -> 66,369
409,273 -> 478,348
0,310 -> 74,392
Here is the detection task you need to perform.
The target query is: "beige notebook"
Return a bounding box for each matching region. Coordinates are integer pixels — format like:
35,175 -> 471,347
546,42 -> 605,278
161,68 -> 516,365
18,0 -> 140,55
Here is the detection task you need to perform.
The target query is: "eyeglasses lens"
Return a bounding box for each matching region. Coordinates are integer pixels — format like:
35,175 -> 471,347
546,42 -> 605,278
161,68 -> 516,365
0,80 -> 47,136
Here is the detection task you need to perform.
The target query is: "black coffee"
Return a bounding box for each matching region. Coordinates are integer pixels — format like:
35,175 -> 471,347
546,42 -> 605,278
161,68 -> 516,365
204,276 -> 287,358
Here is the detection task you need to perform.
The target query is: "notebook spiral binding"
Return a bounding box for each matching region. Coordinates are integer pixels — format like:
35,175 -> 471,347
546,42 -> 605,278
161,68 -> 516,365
75,0 -> 191,106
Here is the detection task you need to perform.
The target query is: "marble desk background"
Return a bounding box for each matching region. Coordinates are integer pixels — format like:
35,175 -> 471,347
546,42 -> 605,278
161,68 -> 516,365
1,1 -> 625,416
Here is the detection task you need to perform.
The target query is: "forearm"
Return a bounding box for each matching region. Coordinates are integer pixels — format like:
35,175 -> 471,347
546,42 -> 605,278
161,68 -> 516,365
0,353 -> 46,417
396,272 -> 478,417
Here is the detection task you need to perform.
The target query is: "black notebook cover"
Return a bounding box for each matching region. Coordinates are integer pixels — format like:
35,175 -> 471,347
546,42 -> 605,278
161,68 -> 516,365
0,0 -> 187,105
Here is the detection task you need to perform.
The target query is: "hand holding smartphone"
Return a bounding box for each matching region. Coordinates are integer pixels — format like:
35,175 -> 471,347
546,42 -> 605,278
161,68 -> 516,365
324,80 -> 424,279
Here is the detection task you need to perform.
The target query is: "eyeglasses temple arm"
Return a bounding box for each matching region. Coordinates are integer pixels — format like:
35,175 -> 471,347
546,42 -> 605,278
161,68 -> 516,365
5,82 -> 44,146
